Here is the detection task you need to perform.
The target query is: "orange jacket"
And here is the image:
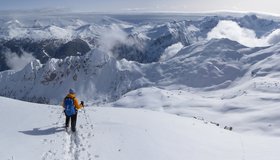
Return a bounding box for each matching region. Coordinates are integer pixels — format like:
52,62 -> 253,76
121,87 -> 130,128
63,93 -> 83,110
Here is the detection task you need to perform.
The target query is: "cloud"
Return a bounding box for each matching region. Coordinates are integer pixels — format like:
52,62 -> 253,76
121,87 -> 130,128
98,23 -> 144,58
99,24 -> 129,53
5,51 -> 35,70
207,20 -> 269,47
207,20 -> 280,47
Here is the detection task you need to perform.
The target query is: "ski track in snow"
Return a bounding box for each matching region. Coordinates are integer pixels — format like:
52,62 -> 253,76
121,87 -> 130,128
41,106 -> 61,160
41,107 -> 94,160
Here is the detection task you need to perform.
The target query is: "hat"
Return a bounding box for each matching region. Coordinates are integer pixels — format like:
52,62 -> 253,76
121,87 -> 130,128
69,88 -> 75,94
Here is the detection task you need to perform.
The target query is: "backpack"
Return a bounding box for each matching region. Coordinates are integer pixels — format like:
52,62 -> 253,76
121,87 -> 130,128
64,97 -> 76,116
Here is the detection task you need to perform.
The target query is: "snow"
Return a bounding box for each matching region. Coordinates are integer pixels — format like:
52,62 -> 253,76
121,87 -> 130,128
266,29 -> 280,44
1,96 -> 280,160
159,42 -> 184,61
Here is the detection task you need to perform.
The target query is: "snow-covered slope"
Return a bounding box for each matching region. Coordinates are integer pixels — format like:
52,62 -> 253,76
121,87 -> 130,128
1,96 -> 280,160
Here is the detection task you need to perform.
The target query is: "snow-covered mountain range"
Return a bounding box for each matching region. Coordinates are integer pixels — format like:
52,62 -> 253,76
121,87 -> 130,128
2,11 -> 280,137
1,12 -> 280,70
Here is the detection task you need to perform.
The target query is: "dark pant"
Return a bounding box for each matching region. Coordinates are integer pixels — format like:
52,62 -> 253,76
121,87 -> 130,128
65,113 -> 78,132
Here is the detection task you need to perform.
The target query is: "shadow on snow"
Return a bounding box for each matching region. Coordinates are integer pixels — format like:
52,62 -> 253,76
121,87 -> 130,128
19,126 -> 64,136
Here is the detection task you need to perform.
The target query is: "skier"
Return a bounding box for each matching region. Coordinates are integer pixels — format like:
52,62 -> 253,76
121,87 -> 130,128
63,88 -> 84,132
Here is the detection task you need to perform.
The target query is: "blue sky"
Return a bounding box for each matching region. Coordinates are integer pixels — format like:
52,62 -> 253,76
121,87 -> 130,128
0,0 -> 280,14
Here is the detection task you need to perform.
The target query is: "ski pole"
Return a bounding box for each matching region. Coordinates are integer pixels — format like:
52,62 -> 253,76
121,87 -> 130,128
80,101 -> 90,125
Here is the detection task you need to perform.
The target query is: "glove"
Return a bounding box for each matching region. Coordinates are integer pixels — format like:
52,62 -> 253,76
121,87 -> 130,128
81,101 -> 84,107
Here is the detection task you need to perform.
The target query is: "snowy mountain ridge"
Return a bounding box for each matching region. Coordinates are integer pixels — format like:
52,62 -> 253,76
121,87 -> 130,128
1,37 -> 280,103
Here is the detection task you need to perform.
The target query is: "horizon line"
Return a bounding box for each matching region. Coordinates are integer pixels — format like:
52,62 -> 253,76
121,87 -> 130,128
0,8 -> 280,18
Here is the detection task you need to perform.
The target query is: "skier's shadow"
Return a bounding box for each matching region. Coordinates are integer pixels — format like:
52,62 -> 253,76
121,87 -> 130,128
19,127 -> 64,136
